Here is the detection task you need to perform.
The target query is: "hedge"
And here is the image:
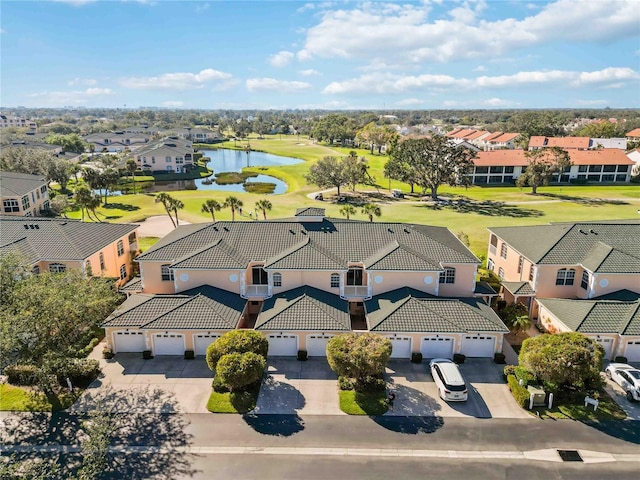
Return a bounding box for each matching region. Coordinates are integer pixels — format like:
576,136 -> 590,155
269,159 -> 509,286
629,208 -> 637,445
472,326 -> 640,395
507,374 -> 530,409
53,359 -> 101,388
5,364 -> 39,386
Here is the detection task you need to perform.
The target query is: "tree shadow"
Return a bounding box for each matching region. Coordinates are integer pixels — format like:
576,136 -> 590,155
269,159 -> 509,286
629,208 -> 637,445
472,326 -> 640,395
428,200 -> 544,218
372,415 -> 445,434
537,193 -> 630,206
102,203 -> 140,211
251,375 -> 307,414
241,413 -> 305,437
584,420 -> 640,444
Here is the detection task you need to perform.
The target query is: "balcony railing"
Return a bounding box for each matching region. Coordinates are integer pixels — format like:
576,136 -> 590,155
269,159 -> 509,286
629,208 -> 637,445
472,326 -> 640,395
243,284 -> 270,297
342,285 -> 370,298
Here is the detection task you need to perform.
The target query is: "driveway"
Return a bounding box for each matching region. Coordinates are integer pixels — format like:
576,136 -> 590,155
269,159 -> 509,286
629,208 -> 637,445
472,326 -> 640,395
385,359 -> 531,419
253,358 -> 343,415
134,215 -> 191,238
603,376 -> 640,421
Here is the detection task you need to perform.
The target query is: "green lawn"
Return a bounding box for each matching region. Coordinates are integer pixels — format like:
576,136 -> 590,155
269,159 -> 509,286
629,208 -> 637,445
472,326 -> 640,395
0,384 -> 81,412
206,384 -> 260,414
339,389 -> 389,415
532,390 -> 627,421
138,236 -> 159,253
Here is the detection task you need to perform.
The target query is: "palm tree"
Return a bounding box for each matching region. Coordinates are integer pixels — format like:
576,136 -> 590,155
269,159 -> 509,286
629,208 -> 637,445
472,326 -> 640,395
255,199 -> 272,220
361,203 -> 382,222
86,194 -> 102,222
126,159 -> 138,195
155,193 -> 177,228
224,196 -> 243,222
170,198 -> 184,227
339,204 -> 356,220
75,186 -> 93,222
201,199 -> 222,222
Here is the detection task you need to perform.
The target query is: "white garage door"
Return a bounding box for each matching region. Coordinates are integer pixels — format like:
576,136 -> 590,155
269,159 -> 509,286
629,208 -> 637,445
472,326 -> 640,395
462,335 -> 496,358
113,331 -> 145,353
421,337 -> 454,359
306,335 -> 333,357
594,337 -> 614,359
153,333 -> 185,355
388,336 -> 412,359
267,334 -> 298,356
625,340 -> 640,362
194,334 -> 221,356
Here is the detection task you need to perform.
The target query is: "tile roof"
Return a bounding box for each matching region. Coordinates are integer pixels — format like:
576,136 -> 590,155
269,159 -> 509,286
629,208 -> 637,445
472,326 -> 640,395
474,281 -> 498,296
138,217 -> 478,271
475,150 -> 528,167
501,281 -> 535,296
489,221 -> 640,273
567,149 -> 633,166
103,285 -> 245,330
545,137 -> 590,149
488,133 -> 520,143
538,293 -> 640,335
119,276 -> 143,292
0,171 -> 47,197
365,287 -> 508,333
626,128 -> 640,138
528,136 -> 546,148
295,207 -> 326,217
0,216 -> 138,263
255,286 -> 351,331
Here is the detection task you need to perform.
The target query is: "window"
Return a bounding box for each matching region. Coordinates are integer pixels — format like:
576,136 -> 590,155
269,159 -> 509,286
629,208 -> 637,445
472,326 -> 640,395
498,267 -> 505,279
617,165 -> 629,173
487,258 -> 495,271
151,156 -> 156,164
41,185 -> 47,194
85,260 -> 92,274
99,252 -> 105,271
603,165 -> 616,173
117,240 -> 124,256
489,166 -> 503,174
475,166 -> 489,174
21,195 -> 30,210
490,235 -> 498,248
500,243 -> 508,259
504,166 -> 514,174
32,265 -> 40,275
529,265 -> 535,281
346,267 -> 363,286
42,200 -> 50,211
119,264 -> 127,280
175,157 -> 184,164
330,273 -> 340,288
128,232 -> 137,244
588,165 -> 602,173
161,265 -> 174,281
517,256 -> 524,274
252,266 -> 268,285
3,199 -> 19,213
273,273 -> 282,287
555,268 -> 576,286
578,165 -> 588,173
49,263 -> 66,273
166,156 -> 172,163
439,267 -> 456,284
581,271 -> 589,290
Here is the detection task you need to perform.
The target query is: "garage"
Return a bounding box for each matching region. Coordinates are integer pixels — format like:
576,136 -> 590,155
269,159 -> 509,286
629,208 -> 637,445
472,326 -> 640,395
194,334 -> 221,356
267,334 -> 298,356
153,333 -> 185,355
461,335 -> 496,357
113,331 -> 146,353
306,335 -> 333,357
594,337 -> 614,359
388,336 -> 412,359
420,336 -> 454,359
624,340 -> 640,362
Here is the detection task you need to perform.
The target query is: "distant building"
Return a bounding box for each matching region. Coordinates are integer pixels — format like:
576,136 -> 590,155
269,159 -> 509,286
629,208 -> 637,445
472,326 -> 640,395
83,131 -> 150,153
0,114 -> 37,130
134,137 -> 194,173
0,171 -> 50,216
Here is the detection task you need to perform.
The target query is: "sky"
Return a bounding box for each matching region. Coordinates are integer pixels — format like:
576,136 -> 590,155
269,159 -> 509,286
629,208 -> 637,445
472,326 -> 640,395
1,0 -> 639,110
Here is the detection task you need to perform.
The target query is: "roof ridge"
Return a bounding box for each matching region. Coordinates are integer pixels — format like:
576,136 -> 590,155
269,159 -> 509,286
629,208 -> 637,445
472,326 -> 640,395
307,238 -> 346,267
368,294 -> 413,330
620,301 -> 640,335
138,295 -> 195,328
264,237 -> 310,267
137,223 -> 214,260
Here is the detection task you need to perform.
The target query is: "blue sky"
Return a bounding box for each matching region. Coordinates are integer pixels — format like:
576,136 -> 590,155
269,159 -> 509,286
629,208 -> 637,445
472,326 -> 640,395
1,0 -> 639,109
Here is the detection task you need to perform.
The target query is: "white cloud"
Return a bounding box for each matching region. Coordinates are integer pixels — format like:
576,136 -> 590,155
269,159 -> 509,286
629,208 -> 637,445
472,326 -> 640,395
268,51 -> 295,68
298,1 -> 638,64
473,65 -> 487,72
28,87 -> 114,106
120,68 -> 232,90
299,69 -> 321,76
246,78 -> 312,92
161,100 -> 184,108
296,2 -> 315,13
68,77 -> 97,86
395,98 -> 424,106
482,97 -> 519,107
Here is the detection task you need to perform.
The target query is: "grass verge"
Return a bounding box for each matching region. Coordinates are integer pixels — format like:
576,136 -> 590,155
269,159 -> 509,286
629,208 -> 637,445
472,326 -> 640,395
206,382 -> 261,414
339,389 -> 389,415
0,384 -> 82,412
532,390 -> 627,421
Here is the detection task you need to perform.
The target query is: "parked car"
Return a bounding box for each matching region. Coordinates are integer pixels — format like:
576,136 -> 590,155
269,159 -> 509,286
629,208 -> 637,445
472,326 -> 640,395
315,193 -> 323,201
429,358 -> 468,402
391,189 -> 404,199
605,363 -> 640,402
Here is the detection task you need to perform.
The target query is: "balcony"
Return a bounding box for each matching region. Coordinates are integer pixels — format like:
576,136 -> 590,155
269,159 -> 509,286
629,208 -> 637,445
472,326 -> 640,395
342,285 -> 371,299
243,284 -> 270,298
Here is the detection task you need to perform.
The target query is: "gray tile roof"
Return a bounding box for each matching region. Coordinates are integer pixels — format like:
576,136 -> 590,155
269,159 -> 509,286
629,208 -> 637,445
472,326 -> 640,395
138,217 -> 478,271
501,281 -> 535,296
103,285 -> 245,330
0,216 -> 138,263
474,281 -> 498,296
537,292 -> 640,335
255,286 -> 351,331
489,221 -> 640,274
0,171 -> 47,197
119,277 -> 142,292
295,207 -> 326,217
365,287 -> 508,333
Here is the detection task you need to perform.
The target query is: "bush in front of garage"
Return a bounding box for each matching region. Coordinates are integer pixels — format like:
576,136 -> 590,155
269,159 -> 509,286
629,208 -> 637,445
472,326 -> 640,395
453,353 -> 465,364
205,330 -> 269,371
614,356 -> 627,363
51,358 -> 101,389
215,352 -> 266,392
5,364 -> 39,386
507,374 -> 530,408
411,352 -> 423,363
326,333 -> 392,387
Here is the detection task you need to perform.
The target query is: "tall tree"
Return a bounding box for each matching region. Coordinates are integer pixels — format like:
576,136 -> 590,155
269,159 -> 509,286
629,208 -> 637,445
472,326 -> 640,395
255,199 -> 273,220
44,157 -> 73,191
155,193 -> 177,228
201,199 -> 222,221
101,169 -> 120,205
342,151 -> 370,192
74,185 -> 97,222
126,159 -> 138,195
305,156 -> 347,196
516,147 -> 571,194
361,203 -> 382,222
339,204 -> 356,220
44,133 -> 87,153
224,196 -> 243,221
169,197 -> 184,226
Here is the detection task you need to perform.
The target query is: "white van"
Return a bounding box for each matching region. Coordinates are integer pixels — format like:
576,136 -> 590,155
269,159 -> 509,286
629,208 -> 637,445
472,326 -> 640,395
429,358 -> 468,402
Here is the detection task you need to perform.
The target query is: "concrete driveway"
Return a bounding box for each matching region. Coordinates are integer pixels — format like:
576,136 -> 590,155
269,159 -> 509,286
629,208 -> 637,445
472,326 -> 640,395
604,376 -> 640,421
253,358 -> 343,415
385,359 -> 531,419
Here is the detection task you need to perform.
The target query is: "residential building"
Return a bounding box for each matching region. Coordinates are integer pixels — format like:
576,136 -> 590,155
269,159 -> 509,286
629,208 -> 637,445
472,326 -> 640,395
84,131 -> 150,153
528,136 -> 591,150
134,137 -> 194,173
446,129 -> 520,150
486,221 -> 640,360
1,171 -> 50,216
105,208 -> 506,358
166,127 -> 221,143
0,215 -> 139,286
626,128 -> 640,141
0,114 -> 37,129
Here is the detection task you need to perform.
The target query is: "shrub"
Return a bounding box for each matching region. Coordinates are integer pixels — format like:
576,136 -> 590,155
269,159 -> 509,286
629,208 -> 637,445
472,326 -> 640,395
514,366 -> 534,386
326,333 -> 392,380
77,337 -> 100,357
142,350 -> 153,360
297,350 -> 308,361
184,350 -> 195,360
614,356 -> 628,363
503,365 -> 517,380
507,374 -> 530,409
206,330 -> 268,371
212,374 -> 230,393
102,347 -> 114,359
5,364 -> 39,386
411,352 -> 423,363
215,352 -> 266,392
355,375 -> 386,393
338,376 -> 355,391
53,359 -> 101,388
453,353 -> 465,364
494,353 -> 506,364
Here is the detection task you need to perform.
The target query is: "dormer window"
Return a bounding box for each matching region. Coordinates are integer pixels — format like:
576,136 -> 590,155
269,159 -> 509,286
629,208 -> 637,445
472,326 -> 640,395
252,266 -> 268,285
346,266 -> 363,286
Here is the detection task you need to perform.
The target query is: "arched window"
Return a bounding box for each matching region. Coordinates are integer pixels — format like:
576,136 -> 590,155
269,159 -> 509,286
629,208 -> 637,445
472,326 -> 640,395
117,240 -> 124,256
119,264 -> 127,280
330,273 -> 340,288
49,263 -> 66,273
273,272 -> 282,287
555,268 -> 575,286
161,265 -> 174,281
498,267 -> 505,279
439,267 -> 456,284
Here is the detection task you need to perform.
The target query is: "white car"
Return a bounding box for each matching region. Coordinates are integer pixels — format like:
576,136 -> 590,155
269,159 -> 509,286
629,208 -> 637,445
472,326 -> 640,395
429,358 -> 468,402
605,363 -> 640,402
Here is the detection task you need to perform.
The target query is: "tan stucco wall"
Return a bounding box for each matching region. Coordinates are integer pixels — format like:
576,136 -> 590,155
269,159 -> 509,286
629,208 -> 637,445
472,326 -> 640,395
487,239 -> 534,284
438,264 -> 478,297
173,268 -> 242,293
2,185 -> 49,217
139,262 -> 176,293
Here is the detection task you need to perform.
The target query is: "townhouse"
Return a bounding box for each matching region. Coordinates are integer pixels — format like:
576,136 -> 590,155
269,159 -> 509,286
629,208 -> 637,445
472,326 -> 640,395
529,136 -> 627,151
105,208 -> 507,359
486,221 -> 640,360
134,137 -> 194,173
446,128 -> 520,150
1,171 -> 50,217
84,131 -> 150,153
0,215 -> 139,286
167,127 -> 221,143
0,114 -> 37,130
